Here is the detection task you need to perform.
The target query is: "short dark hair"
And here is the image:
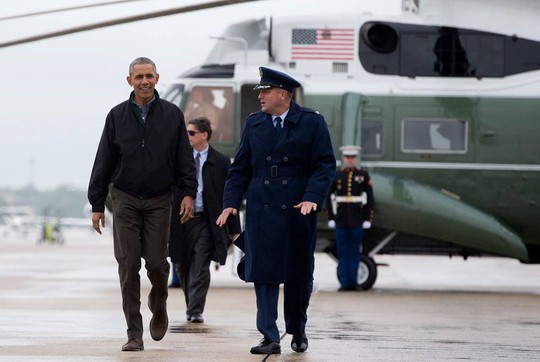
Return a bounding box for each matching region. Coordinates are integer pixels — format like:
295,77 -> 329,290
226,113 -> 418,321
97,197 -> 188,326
188,117 -> 213,141
129,57 -> 157,75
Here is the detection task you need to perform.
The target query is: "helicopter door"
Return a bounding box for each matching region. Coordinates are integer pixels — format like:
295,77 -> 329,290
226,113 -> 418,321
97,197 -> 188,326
340,93 -> 365,151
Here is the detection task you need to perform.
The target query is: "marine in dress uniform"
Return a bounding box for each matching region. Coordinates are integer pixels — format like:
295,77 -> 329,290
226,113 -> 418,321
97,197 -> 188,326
216,67 -> 336,355
326,145 -> 374,291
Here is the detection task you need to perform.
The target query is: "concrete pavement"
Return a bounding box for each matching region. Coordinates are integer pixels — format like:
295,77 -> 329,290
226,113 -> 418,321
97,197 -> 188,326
1,227 -> 540,361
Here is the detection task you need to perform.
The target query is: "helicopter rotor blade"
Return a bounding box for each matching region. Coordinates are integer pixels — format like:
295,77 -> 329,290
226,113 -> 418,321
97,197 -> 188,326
0,0 -> 261,49
0,0 -> 145,21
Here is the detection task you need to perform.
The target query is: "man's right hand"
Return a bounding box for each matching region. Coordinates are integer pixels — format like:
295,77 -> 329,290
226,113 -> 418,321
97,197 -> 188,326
216,208 -> 238,227
92,212 -> 105,235
179,195 -> 195,224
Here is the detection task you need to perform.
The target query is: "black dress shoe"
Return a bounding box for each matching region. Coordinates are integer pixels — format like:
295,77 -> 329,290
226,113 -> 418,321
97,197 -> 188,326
190,314 -> 204,323
291,333 -> 308,352
150,308 -> 168,341
250,338 -> 281,355
121,337 -> 144,351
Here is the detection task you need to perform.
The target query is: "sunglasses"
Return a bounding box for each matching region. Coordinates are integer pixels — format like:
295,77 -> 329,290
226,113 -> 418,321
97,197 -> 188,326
187,130 -> 203,136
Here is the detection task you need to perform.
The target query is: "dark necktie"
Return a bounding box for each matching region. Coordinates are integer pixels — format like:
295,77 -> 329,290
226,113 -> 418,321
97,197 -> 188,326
275,117 -> 283,134
195,152 -> 201,176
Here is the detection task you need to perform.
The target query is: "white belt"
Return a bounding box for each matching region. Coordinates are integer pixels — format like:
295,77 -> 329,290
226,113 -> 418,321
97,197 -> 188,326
335,194 -> 367,204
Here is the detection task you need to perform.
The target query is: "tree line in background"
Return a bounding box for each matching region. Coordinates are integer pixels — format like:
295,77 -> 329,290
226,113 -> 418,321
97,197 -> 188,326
0,185 -> 87,218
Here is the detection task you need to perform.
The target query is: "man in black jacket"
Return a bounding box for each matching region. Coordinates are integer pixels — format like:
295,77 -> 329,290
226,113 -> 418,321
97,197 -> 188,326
169,117 -> 241,324
88,57 -> 197,352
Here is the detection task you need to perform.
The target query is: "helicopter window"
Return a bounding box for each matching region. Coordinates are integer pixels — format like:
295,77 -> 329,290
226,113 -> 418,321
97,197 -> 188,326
161,84 -> 184,108
361,120 -> 383,155
184,86 -> 234,143
401,118 -> 466,153
359,22 -> 540,77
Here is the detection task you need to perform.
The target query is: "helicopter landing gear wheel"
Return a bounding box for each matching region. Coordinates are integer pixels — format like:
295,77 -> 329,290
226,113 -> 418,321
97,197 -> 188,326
357,254 -> 377,290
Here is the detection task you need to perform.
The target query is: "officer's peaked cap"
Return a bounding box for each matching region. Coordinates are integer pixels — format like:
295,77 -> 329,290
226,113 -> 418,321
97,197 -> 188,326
340,145 -> 361,156
253,67 -> 301,93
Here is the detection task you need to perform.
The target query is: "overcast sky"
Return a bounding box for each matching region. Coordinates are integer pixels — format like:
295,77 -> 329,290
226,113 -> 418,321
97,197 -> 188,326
1,0 -> 400,191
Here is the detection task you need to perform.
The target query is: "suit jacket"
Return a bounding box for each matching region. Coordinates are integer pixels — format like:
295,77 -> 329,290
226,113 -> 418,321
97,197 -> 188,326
169,145 -> 241,267
223,101 -> 336,283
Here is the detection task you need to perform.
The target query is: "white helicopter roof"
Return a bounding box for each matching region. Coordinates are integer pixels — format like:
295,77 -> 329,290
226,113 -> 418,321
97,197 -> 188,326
172,0 -> 540,98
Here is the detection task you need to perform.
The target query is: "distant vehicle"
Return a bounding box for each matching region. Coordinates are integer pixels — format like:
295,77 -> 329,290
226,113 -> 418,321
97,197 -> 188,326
39,220 -> 64,245
3,0 -> 539,289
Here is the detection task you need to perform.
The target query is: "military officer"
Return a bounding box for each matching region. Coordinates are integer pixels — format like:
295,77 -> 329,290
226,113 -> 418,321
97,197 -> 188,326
217,67 -> 336,355
326,145 -> 374,291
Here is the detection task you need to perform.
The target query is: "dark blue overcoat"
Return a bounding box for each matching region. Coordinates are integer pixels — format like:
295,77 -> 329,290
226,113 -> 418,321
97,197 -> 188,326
223,101 -> 336,283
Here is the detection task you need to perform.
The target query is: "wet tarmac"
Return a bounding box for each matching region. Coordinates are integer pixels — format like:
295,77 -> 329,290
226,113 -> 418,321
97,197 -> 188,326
1,227 -> 540,361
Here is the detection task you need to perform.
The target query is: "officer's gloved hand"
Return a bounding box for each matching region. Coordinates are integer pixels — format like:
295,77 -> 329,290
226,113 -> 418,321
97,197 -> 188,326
327,220 -> 336,229
362,221 -> 372,229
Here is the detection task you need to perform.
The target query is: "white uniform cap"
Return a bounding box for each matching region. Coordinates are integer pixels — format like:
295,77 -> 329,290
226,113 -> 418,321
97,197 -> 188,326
339,145 -> 361,156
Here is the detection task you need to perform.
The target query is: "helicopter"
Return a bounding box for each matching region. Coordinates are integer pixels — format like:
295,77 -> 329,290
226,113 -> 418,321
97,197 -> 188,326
3,0 -> 539,290
158,0 -> 540,289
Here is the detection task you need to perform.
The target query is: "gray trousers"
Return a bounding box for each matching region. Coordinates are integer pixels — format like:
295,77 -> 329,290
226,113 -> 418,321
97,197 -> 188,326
175,215 -> 214,317
111,186 -> 171,339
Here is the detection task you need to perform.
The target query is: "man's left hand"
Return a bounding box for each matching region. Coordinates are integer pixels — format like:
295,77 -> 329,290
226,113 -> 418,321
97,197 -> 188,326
293,201 -> 318,215
179,196 -> 194,224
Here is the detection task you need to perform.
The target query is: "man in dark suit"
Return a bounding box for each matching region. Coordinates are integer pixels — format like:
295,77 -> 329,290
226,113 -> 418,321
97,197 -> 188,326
217,67 -> 336,355
169,117 -> 241,324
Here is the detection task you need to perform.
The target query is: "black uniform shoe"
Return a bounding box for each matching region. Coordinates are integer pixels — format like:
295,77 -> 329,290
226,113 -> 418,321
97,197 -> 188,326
291,333 -> 308,352
190,314 -> 204,323
250,338 -> 281,354
338,286 -> 356,292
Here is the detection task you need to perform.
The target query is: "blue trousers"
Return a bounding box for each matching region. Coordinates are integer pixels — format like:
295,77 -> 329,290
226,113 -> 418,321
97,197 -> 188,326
335,226 -> 363,289
254,281 -> 313,343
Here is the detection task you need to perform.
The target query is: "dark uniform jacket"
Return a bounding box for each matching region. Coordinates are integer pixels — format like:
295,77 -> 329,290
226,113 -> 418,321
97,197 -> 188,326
169,145 -> 242,266
326,167 -> 374,228
88,90 -> 197,212
223,101 -> 336,284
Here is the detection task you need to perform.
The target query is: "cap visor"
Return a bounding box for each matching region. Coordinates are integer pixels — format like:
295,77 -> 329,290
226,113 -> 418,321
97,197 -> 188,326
253,84 -> 273,90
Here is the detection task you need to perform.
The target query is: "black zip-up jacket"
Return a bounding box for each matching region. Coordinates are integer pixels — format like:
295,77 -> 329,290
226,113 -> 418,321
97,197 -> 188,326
88,91 -> 197,212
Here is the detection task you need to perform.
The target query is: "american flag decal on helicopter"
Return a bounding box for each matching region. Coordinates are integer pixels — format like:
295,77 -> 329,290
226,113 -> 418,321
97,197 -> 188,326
291,28 -> 355,61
